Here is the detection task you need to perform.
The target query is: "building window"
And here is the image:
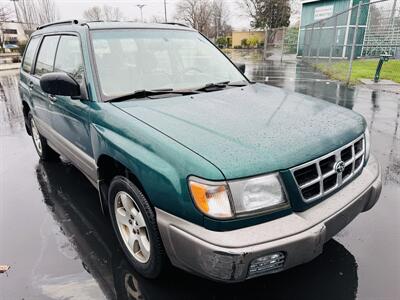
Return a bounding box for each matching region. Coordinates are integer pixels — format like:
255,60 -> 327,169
3,29 -> 18,35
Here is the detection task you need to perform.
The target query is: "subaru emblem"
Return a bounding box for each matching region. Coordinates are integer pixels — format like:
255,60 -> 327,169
334,161 -> 346,173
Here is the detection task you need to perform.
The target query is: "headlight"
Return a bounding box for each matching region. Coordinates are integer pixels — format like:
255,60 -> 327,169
189,174 -> 289,219
364,127 -> 370,162
228,173 -> 289,215
188,178 -> 233,219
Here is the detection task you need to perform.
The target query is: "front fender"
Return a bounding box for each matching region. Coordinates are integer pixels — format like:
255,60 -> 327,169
90,107 -> 225,226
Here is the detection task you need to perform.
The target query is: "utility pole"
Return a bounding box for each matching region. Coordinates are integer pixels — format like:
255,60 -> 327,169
137,4 -> 146,22
164,0 -> 167,22
390,0 -> 398,26
10,0 -> 20,23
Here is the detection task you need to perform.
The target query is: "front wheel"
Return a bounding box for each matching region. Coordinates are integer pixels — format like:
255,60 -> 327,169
108,176 -> 166,278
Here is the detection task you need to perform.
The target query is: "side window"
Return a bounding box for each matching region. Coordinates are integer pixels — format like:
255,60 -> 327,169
54,36 -> 84,83
34,35 -> 59,76
22,36 -> 40,73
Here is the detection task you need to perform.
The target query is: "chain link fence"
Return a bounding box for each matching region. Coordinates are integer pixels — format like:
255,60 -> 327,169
264,27 -> 299,61
299,0 -> 400,85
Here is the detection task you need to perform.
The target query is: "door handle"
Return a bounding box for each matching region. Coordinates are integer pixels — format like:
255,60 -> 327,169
48,94 -> 57,102
28,82 -> 33,90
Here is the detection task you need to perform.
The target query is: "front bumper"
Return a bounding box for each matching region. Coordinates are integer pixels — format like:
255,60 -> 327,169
156,154 -> 382,282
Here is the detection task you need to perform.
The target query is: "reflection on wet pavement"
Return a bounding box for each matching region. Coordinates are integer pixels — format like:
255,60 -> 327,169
0,54 -> 399,299
0,71 -> 24,135
32,161 -> 359,300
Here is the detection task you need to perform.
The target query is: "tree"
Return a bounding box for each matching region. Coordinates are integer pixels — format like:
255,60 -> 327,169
103,5 -> 123,21
240,0 -> 290,29
83,5 -> 123,22
175,0 -> 231,39
211,0 -> 230,38
83,6 -> 102,21
16,0 -> 58,32
175,0 -> 212,35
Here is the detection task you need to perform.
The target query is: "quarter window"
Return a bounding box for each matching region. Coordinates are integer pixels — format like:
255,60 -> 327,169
34,35 -> 60,76
22,36 -> 40,73
54,35 -> 84,83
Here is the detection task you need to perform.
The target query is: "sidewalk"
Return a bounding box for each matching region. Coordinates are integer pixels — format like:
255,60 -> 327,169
0,63 -> 20,71
359,79 -> 400,95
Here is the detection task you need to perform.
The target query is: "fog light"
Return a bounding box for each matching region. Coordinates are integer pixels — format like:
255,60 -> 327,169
248,252 -> 285,277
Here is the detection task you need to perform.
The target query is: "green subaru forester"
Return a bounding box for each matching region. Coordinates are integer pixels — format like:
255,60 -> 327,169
19,20 -> 382,282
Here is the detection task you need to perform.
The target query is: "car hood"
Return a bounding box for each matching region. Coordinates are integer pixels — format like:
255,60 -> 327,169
113,84 -> 366,179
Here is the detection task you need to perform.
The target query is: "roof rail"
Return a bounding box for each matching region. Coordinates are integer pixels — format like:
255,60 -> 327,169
162,22 -> 189,28
37,19 -> 79,30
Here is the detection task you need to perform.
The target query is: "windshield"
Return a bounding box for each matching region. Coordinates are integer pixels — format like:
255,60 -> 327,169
90,29 -> 246,98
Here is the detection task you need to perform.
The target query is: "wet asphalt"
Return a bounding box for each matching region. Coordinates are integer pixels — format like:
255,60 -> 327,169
0,54 -> 399,299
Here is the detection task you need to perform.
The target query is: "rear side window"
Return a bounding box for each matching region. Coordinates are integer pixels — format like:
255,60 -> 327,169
34,35 -> 59,76
54,36 -> 84,83
22,36 -> 40,73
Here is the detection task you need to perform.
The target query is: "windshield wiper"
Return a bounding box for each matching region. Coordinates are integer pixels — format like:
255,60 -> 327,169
195,81 -> 230,92
195,80 -> 248,92
227,80 -> 248,87
107,89 -> 198,102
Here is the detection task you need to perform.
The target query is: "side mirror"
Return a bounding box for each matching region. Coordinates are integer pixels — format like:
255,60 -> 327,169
235,63 -> 246,74
40,72 -> 81,97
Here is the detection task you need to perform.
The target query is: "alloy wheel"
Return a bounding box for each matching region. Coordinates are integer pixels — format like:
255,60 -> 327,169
114,191 -> 151,263
31,118 -> 42,155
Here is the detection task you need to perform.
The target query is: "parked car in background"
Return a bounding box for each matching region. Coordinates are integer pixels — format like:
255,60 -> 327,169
19,20 -> 382,282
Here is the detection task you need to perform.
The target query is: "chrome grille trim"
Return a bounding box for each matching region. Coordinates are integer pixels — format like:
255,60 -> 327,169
290,135 -> 365,203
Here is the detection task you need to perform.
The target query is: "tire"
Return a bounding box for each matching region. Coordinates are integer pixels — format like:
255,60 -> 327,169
108,176 -> 166,278
28,112 -> 59,161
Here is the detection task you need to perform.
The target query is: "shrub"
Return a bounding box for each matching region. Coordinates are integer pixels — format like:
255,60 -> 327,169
12,56 -> 21,63
216,36 -> 228,48
240,38 -> 249,48
248,36 -> 259,48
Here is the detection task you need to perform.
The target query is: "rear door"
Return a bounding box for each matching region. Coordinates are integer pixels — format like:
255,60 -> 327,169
19,36 -> 41,120
30,35 -> 60,132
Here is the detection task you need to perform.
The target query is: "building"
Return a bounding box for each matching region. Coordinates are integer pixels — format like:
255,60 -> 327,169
231,30 -> 265,48
297,0 -> 370,58
0,21 -> 29,51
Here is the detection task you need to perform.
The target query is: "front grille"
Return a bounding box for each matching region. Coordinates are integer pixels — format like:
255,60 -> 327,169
291,135 -> 365,203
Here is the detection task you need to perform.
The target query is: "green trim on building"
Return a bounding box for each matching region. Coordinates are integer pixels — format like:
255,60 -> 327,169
297,0 -> 370,58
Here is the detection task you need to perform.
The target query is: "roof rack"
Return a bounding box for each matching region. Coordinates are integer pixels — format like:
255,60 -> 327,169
37,19 -> 79,30
162,22 -> 189,28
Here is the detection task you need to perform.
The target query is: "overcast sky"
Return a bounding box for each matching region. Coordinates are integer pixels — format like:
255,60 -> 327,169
1,0 -> 253,30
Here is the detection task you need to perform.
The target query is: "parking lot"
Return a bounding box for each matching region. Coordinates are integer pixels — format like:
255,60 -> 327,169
0,54 -> 399,299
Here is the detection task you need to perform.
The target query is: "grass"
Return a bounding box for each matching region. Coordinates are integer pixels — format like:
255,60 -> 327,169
315,59 -> 400,85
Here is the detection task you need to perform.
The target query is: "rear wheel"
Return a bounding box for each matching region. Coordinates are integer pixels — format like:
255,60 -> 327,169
28,112 -> 59,161
108,176 -> 166,278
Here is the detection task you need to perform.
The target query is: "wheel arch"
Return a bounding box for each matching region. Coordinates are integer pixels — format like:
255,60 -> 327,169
97,154 -> 149,213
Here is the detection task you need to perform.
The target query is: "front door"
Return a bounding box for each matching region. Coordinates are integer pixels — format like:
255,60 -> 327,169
49,34 -> 96,182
